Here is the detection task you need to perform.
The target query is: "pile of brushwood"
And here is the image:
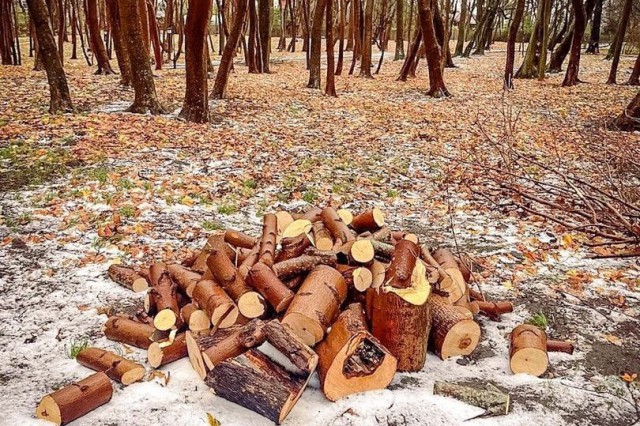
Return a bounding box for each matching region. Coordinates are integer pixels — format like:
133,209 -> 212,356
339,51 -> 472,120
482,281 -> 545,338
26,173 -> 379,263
35,206 -> 575,425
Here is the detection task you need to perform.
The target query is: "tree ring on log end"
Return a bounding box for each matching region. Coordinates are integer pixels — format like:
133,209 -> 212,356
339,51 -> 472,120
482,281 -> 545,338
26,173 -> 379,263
441,319 -> 481,359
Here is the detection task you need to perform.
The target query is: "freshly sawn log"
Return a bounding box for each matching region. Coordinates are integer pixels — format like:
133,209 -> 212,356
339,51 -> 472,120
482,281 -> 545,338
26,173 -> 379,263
76,347 -> 145,384
36,372 -> 113,425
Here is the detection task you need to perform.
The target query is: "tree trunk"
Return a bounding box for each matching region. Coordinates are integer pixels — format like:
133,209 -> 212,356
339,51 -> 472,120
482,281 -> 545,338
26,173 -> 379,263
538,0 -> 552,80
503,0 -> 524,88
611,91 -> 640,132
105,0 -> 132,85
179,0 -> 211,123
561,0 -> 586,86
248,0 -> 259,72
358,0 -> 373,77
548,0 -> 595,72
394,0 -> 404,59
118,0 -> 165,114
87,0 -> 115,74
335,0 -> 346,73
515,0 -> 543,78
258,0 -> 271,72
325,0 -> 337,95
307,0 -> 327,88
605,0 -> 632,85
417,0 -> 449,97
428,294 -> 481,359
627,52 -> 640,86
585,0 -> 601,54
146,0 -> 163,70
27,0 -> 74,113
56,0 -> 64,63
212,0 -> 248,98
397,26 -> 421,80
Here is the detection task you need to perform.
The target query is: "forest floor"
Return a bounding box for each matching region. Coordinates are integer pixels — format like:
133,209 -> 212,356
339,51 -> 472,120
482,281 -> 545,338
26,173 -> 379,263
1,40 -> 640,426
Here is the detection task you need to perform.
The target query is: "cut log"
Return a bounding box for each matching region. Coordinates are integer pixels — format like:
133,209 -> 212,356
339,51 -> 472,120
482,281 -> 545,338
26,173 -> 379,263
76,347 -> 145,385
36,372 -> 113,426
225,229 -> 258,249
238,245 -> 260,280
392,231 -> 419,244
547,339 -> 575,355
104,317 -> 156,349
370,240 -> 395,259
316,303 -> 397,401
180,303 -> 211,331
350,208 -> 385,232
282,265 -> 348,346
275,234 -> 312,263
321,207 -> 355,245
433,381 -> 510,417
107,265 -> 149,292
167,264 -> 201,297
336,265 -> 373,292
282,219 -> 313,238
385,240 -> 420,288
263,319 -> 318,373
206,240 -> 265,319
248,263 -> 295,313
297,206 -> 323,222
273,254 -> 337,279
259,213 -> 278,267
369,288 -> 431,371
149,263 -> 181,330
370,260 -> 387,289
201,319 -> 267,370
336,208 -> 353,225
424,248 -> 467,303
370,227 -> 392,242
148,332 -> 188,368
275,211 -> 295,239
191,280 -> 239,328
192,234 -> 229,273
509,324 -> 549,376
205,349 -> 311,424
474,301 -> 514,319
468,287 -> 485,302
312,221 -> 333,250
428,294 -> 481,360
337,239 -> 375,264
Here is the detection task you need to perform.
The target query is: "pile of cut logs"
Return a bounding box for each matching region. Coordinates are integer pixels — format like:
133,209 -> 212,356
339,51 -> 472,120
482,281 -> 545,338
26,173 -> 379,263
35,206 -> 575,425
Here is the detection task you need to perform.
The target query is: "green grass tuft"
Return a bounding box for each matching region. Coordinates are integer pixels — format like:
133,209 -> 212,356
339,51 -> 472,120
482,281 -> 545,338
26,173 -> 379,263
67,338 -> 89,358
526,313 -> 548,330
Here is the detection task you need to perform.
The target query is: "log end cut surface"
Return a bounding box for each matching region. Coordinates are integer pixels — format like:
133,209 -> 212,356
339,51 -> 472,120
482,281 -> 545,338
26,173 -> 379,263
440,319 -> 481,360
510,347 -> 549,377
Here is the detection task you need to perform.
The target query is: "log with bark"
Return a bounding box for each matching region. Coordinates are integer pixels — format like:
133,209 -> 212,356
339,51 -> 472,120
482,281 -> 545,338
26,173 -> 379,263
428,294 -> 481,360
148,332 -> 189,368
36,372 -> 113,425
149,263 -> 181,330
76,347 -> 145,384
433,381 -> 510,417
104,316 -> 156,349
316,303 -> 397,400
282,265 -> 348,346
509,324 -> 548,376
107,265 -> 149,292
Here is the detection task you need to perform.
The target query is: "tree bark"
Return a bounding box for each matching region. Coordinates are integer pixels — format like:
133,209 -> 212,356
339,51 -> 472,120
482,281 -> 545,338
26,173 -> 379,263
258,0 -> 271,72
86,0 -> 115,74
118,0 -> 165,113
26,0 -> 74,113
282,265 -> 347,346
146,0 -> 163,70
627,52 -> 640,86
538,0 -> 552,80
359,0 -> 373,77
105,0 -> 132,85
585,0 -> 601,54
394,0 -> 404,59
36,372 -> 113,425
212,0 -> 247,98
307,0 -> 327,87
179,0 -> 211,123
561,0 -> 586,86
509,324 -> 549,376
76,347 -> 145,385
454,0 -> 466,56
417,0 -> 450,97
316,303 -> 397,401
605,0 -> 632,85
611,91 -> 640,132
325,0 -> 337,95
503,0 -> 524,88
